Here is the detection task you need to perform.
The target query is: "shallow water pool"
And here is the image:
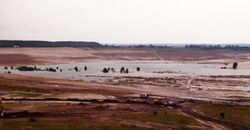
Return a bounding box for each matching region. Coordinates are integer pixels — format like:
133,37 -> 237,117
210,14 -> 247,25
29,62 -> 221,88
1,61 -> 250,81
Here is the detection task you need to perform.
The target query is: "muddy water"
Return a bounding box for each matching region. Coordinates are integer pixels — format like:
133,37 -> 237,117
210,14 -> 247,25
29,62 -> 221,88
1,61 -> 250,81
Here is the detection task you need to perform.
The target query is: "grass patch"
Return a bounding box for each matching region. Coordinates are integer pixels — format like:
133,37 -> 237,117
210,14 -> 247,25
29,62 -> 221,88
115,109 -> 201,129
0,117 -> 152,130
1,102 -> 72,111
195,104 -> 250,129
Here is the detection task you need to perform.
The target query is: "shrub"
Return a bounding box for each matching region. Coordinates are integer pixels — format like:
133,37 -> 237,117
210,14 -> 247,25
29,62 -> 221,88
103,68 -> 109,73
28,117 -> 37,122
220,112 -> 225,118
16,66 -> 36,71
153,111 -> 158,115
233,62 -> 238,69
120,67 -> 125,73
74,66 -> 79,72
46,67 -> 56,72
125,68 -> 129,73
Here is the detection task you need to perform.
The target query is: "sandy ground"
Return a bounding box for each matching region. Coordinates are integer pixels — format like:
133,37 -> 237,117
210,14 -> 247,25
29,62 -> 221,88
1,73 -> 249,104
0,74 -> 134,99
0,73 -> 250,129
0,48 -> 157,65
1,48 -> 250,66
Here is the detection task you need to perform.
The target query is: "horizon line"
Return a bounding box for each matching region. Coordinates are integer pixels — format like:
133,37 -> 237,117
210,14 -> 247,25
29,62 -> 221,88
1,39 -> 250,46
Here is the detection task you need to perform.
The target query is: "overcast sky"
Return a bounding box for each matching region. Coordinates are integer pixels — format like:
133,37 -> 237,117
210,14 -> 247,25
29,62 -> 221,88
0,0 -> 250,44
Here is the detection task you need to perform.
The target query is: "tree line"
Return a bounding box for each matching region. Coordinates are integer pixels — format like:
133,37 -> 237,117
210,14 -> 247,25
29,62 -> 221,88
0,40 -> 102,48
185,44 -> 250,50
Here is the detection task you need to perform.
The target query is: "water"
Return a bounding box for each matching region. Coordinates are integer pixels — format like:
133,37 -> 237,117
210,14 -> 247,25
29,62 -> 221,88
1,61 -> 250,81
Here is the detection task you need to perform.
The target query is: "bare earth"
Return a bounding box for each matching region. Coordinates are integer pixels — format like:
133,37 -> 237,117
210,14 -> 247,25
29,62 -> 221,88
1,47 -> 249,65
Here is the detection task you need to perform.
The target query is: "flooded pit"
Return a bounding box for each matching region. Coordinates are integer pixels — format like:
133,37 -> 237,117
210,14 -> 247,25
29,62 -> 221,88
1,61 -> 250,82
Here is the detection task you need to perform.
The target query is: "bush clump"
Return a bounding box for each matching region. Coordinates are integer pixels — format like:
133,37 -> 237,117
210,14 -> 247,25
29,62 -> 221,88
28,117 -> 37,122
103,68 -> 109,73
45,67 -> 56,72
232,62 -> 238,69
16,66 -> 36,71
220,112 -> 225,118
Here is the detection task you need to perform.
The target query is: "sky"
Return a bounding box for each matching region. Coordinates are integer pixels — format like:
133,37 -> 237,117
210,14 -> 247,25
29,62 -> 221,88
0,0 -> 250,44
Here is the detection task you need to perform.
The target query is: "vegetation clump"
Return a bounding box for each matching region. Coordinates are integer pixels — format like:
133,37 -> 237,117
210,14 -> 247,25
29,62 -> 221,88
153,111 -> 158,115
125,69 -> 129,74
120,67 -> 129,74
103,68 -> 109,73
232,62 -> 238,69
16,66 -> 36,71
220,112 -> 225,118
120,67 -> 125,73
45,67 -> 56,72
28,117 -> 37,122
74,66 -> 79,72
111,68 -> 115,72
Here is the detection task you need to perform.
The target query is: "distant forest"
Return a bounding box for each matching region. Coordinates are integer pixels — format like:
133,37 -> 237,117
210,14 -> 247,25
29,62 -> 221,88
0,40 -> 102,47
1,40 -> 250,50
185,44 -> 250,50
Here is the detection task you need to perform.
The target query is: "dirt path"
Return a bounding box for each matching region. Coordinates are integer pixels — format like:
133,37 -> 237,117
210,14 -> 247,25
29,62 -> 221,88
182,107 -> 250,130
180,109 -> 229,130
154,50 -> 164,61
